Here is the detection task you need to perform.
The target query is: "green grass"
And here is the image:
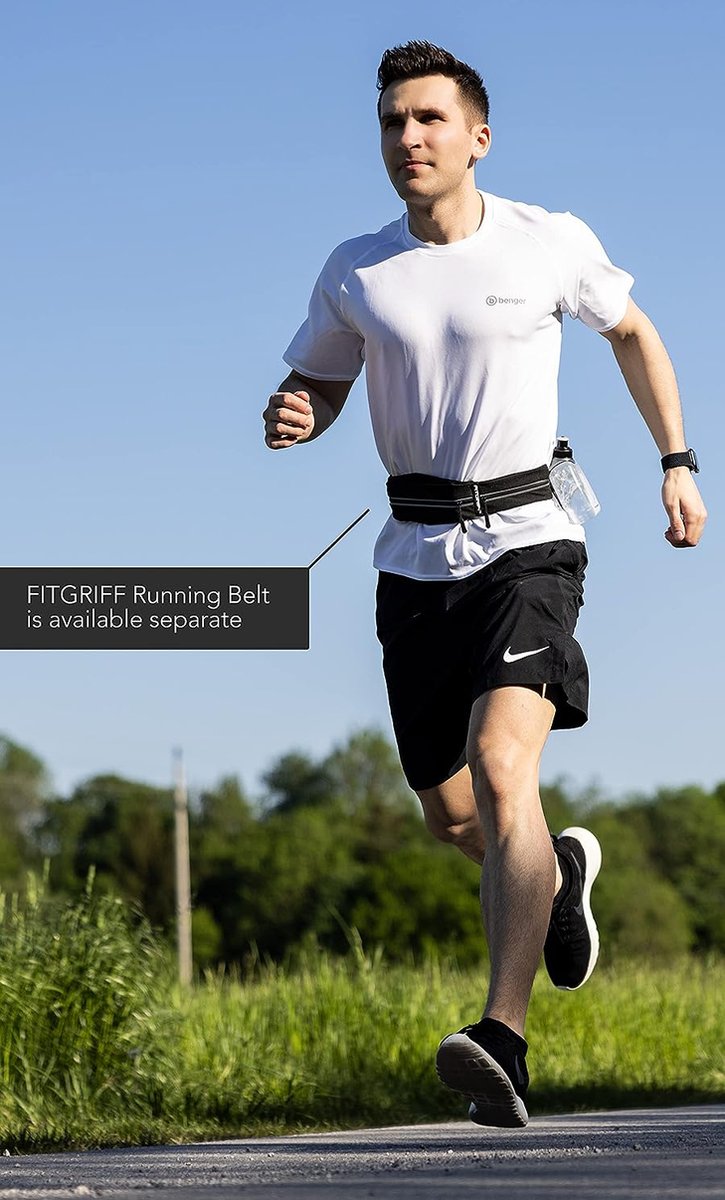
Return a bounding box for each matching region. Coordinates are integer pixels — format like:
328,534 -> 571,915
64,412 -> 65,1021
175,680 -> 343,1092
0,881 -> 722,1151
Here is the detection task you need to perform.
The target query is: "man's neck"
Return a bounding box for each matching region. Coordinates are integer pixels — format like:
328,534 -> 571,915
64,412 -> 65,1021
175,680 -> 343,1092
407,187 -> 484,245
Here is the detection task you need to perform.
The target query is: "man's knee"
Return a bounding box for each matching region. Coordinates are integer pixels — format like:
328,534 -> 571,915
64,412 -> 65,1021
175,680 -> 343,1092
416,770 -> 484,859
467,733 -> 545,834
469,740 -> 530,797
423,807 -> 484,864
423,806 -> 480,848
466,688 -> 554,815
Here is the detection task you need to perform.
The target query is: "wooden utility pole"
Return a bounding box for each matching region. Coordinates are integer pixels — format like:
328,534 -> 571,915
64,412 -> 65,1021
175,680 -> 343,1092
172,747 -> 193,986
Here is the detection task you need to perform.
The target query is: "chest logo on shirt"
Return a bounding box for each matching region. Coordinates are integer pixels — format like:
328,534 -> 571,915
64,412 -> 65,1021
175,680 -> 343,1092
486,295 -> 528,306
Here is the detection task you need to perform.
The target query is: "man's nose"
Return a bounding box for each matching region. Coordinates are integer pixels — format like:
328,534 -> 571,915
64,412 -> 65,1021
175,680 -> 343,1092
398,119 -> 422,148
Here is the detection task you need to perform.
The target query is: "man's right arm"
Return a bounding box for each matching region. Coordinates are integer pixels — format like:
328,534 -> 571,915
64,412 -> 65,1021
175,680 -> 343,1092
263,370 -> 354,450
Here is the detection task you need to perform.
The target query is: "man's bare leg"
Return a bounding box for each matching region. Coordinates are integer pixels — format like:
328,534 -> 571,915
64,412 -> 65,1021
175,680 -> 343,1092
417,744 -> 562,891
416,765 -> 485,864
465,685 -> 558,1036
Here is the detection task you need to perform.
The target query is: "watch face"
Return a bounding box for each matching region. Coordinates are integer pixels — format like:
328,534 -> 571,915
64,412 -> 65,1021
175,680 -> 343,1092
689,449 -> 699,472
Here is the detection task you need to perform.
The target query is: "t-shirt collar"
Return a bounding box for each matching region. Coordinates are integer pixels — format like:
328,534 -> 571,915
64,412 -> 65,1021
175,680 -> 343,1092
400,190 -> 495,255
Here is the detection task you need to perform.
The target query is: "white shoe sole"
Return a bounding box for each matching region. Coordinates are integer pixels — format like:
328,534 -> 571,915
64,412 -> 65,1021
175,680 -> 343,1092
436,1033 -> 529,1128
556,825 -> 602,991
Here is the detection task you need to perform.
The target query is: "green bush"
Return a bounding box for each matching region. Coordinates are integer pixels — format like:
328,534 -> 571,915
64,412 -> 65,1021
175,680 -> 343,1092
0,870 -> 175,1137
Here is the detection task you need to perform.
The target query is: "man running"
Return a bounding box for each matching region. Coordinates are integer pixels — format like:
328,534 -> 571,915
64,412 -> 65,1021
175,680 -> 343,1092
262,40 -> 706,1127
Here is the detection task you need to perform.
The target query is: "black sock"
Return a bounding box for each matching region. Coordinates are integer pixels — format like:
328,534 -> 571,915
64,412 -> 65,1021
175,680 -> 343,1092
474,1017 -> 528,1056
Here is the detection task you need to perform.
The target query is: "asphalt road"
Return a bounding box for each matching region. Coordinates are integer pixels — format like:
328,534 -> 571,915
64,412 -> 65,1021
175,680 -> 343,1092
0,1105 -> 722,1198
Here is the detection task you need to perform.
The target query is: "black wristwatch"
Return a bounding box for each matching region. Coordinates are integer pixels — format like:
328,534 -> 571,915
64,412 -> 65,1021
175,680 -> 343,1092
661,448 -> 699,473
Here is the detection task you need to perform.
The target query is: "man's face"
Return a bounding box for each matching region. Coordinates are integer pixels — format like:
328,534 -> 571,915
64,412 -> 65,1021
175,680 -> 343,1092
379,74 -> 490,203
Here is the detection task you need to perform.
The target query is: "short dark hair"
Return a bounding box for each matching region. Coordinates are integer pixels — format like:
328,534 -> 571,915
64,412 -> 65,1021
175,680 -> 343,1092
376,40 -> 490,127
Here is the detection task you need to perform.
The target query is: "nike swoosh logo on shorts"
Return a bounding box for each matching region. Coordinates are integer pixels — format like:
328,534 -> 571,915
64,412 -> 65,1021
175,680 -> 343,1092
503,645 -> 550,663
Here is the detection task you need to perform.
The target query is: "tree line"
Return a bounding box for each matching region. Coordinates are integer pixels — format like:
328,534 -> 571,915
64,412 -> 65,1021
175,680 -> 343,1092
1,731 -> 723,967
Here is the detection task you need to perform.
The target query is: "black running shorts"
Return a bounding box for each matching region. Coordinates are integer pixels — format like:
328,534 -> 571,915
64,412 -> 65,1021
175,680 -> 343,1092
375,539 -> 589,791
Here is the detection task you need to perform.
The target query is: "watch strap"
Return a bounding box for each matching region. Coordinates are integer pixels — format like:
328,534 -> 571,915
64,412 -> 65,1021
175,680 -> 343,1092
661,449 -> 699,473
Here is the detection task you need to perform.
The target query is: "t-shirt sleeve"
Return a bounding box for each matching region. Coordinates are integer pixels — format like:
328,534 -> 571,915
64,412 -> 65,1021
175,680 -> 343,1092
282,246 -> 365,381
555,213 -> 634,333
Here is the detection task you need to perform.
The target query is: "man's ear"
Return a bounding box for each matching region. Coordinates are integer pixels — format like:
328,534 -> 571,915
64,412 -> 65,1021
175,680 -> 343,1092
472,124 -> 492,162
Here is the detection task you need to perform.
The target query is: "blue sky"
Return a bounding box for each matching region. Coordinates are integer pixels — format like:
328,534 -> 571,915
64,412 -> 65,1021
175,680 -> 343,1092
1,0 -> 722,803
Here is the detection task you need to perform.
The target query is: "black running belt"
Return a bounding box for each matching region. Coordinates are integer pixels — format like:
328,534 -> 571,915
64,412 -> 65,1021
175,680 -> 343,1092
387,465 -> 553,531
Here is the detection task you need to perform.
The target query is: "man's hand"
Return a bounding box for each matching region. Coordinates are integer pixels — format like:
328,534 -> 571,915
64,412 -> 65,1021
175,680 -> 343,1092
662,468 -> 707,547
263,390 -> 314,449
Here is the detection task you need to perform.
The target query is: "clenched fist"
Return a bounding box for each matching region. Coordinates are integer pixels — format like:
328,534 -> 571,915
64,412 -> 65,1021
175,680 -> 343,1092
662,467 -> 707,548
263,390 -> 314,449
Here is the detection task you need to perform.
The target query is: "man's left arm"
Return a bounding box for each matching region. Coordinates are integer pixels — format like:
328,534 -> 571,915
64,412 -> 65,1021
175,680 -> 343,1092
600,298 -> 707,547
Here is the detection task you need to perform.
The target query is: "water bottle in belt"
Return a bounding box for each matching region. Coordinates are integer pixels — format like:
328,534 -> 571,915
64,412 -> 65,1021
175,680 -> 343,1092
550,437 -> 601,524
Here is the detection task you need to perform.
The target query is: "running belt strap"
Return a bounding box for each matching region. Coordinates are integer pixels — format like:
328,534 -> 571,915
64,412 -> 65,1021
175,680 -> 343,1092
386,465 -> 553,532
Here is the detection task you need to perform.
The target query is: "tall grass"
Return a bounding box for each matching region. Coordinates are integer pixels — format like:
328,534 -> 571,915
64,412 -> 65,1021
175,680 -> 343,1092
176,946 -> 724,1130
0,870 -> 176,1145
0,880 -> 722,1151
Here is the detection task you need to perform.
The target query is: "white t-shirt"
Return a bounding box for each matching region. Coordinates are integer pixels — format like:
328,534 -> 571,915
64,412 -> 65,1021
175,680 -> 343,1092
283,190 -> 634,580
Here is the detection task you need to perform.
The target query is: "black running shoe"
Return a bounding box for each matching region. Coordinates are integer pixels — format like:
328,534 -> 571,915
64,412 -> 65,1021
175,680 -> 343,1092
435,1017 -> 529,1128
545,825 -> 602,990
